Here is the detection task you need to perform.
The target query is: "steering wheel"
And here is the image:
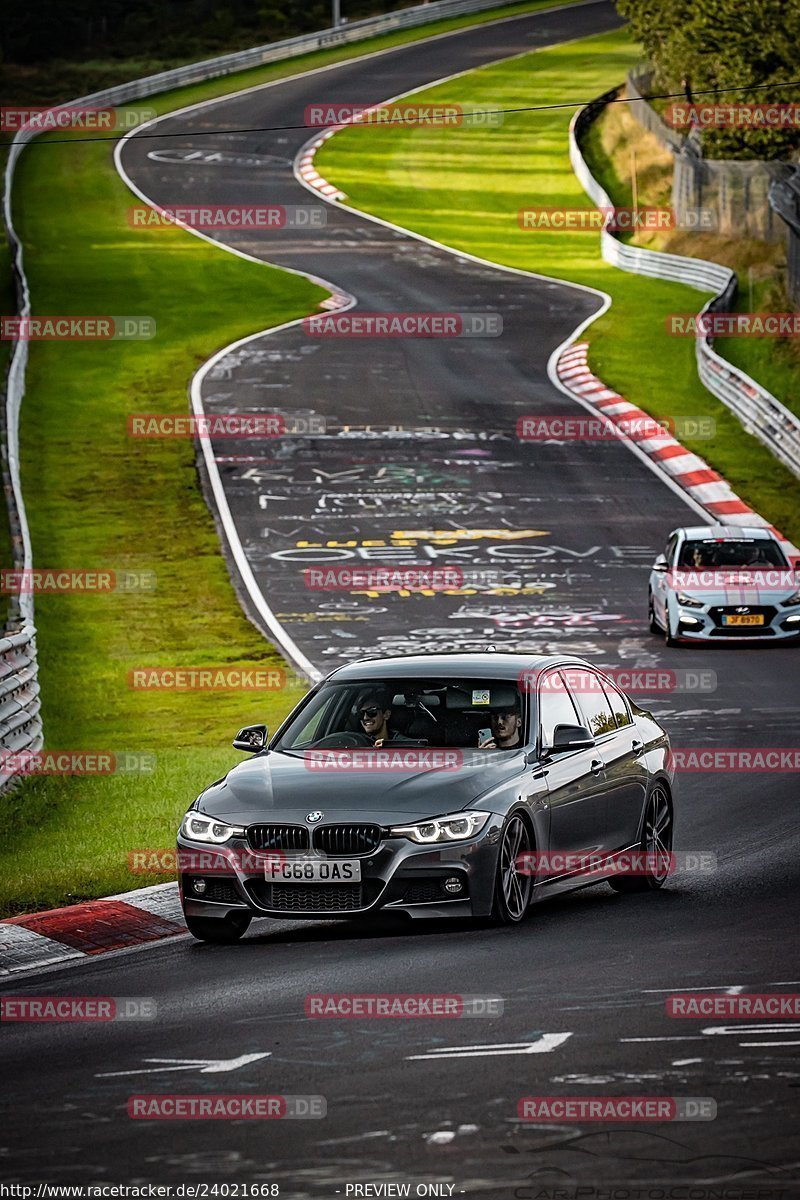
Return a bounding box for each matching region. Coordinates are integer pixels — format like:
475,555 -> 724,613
307,731 -> 374,749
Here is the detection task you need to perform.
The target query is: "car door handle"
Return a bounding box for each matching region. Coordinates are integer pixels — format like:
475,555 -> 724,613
590,758 -> 605,776
631,739 -> 645,756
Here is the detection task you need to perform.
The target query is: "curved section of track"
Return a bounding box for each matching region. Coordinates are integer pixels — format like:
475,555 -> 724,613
2,5 -> 799,1190
117,0 -> 696,680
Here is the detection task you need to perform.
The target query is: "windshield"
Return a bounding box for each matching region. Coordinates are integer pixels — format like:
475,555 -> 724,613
276,677 -> 526,752
677,539 -> 788,569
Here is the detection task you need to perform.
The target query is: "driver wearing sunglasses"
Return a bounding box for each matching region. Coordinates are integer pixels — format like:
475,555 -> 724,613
356,689 -> 396,747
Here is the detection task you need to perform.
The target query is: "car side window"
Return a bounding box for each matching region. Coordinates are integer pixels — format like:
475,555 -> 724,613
603,681 -> 632,729
567,671 -> 617,738
665,534 -> 679,565
538,671 -> 582,748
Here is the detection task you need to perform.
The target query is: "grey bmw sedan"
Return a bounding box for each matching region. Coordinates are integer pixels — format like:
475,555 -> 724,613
177,652 -> 674,941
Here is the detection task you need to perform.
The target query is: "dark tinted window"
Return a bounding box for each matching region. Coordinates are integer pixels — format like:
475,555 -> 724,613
564,669 -> 617,737
538,671 -> 581,747
603,681 -> 632,729
678,538 -> 787,569
276,677 -> 522,750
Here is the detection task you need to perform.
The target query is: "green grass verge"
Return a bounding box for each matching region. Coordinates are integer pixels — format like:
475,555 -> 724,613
0,138 -> 321,914
0,0 -> 582,915
316,27 -> 800,544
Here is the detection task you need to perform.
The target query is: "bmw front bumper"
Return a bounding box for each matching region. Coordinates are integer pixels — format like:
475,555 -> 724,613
178,817 -> 504,922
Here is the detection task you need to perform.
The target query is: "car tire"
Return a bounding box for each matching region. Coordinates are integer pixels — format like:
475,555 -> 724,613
184,912 -> 252,943
648,593 -> 661,635
664,609 -> 679,647
491,813 -> 533,925
609,784 -> 673,894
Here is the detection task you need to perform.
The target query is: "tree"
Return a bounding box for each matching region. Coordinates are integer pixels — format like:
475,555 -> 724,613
617,0 -> 800,159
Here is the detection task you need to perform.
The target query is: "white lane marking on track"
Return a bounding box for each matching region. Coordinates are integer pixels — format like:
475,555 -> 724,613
97,1052 -> 271,1077
739,1041 -> 800,1047
624,1026 -> 800,1048
407,1033 -> 572,1060
641,985 -> 745,993
703,1025 -> 800,1036
621,1037 -> 705,1043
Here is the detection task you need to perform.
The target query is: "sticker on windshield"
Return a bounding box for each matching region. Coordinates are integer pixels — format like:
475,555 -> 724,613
472,689 -> 491,706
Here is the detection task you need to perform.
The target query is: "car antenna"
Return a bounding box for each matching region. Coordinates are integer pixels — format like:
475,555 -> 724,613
485,643 -> 497,652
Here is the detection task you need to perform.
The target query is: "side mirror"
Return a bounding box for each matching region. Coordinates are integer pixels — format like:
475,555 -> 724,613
652,554 -> 669,573
550,724 -> 595,753
233,724 -> 268,753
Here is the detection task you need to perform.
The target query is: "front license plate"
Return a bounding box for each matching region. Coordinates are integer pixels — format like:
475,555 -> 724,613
723,614 -> 764,626
265,858 -> 362,883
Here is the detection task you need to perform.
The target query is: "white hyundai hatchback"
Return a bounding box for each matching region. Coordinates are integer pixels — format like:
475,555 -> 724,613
648,525 -> 800,645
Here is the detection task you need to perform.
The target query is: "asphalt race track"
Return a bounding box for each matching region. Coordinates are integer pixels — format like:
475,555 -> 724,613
3,2 -> 800,1194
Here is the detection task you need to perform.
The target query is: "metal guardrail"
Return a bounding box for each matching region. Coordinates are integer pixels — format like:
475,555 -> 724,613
0,0 -> 523,791
625,68 -> 686,154
570,95 -> 800,482
0,627 -> 42,788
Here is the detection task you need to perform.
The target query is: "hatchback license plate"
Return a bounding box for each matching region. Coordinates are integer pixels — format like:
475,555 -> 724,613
722,614 -> 764,626
265,858 -> 362,883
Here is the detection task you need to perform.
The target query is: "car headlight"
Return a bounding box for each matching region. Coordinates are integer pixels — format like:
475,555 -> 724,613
180,812 -> 245,843
676,592 -> 704,609
389,810 -> 490,844
781,590 -> 800,607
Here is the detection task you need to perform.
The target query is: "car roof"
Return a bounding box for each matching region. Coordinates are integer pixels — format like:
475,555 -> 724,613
676,524 -> 776,541
325,652 -> 591,683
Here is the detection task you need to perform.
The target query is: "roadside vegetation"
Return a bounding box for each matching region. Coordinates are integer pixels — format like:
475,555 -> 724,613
316,27 -> 800,543
583,97 -> 800,423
